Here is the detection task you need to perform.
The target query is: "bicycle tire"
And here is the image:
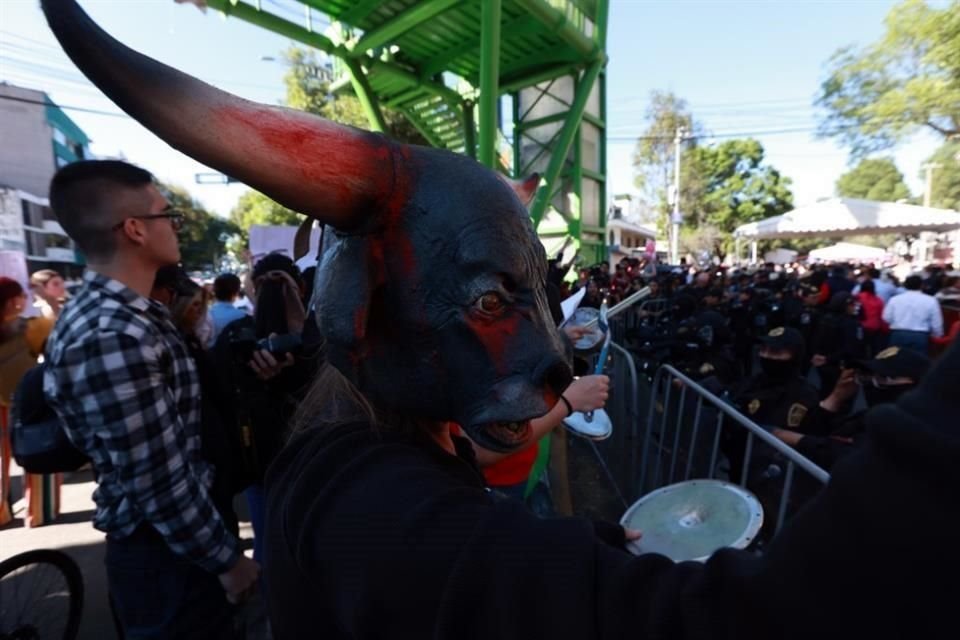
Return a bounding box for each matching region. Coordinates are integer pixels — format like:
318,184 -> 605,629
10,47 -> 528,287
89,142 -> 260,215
0,549 -> 84,640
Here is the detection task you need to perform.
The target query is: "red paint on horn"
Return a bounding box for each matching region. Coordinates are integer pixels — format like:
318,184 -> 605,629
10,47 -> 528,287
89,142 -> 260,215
216,104 -> 394,221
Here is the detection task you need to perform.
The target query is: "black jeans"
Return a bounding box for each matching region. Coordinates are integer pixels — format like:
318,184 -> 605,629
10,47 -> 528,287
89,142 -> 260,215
105,525 -> 238,640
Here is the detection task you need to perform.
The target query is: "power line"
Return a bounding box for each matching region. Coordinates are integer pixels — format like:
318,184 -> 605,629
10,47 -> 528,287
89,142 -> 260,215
0,93 -> 129,118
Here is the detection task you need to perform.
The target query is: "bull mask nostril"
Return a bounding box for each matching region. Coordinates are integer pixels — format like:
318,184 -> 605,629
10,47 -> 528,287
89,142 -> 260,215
538,361 -> 573,396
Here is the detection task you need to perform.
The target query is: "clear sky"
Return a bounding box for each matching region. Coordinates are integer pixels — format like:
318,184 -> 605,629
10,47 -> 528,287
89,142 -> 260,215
0,0 -> 944,217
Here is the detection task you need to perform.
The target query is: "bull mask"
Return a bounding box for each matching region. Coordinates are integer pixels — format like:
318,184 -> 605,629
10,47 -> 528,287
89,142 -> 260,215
43,0 -> 572,451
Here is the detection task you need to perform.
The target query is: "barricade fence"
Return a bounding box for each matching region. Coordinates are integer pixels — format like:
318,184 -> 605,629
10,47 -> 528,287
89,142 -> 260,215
579,361 -> 830,538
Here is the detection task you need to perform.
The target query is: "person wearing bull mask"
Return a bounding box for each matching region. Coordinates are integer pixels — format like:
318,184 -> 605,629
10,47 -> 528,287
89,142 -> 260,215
457,370 -> 610,507
44,2 -> 960,637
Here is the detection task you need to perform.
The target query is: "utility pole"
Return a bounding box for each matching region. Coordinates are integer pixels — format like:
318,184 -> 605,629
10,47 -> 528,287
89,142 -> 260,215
670,126 -> 687,265
921,162 -> 942,208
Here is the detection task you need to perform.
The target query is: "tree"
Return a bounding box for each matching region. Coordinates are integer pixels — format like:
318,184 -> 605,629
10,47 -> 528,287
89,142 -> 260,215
681,139 -> 794,261
816,0 -> 960,157
835,158 -> 911,201
228,190 -> 302,247
161,183 -> 238,271
923,140 -> 960,210
679,224 -> 724,264
283,46 -> 427,145
631,91 -> 703,232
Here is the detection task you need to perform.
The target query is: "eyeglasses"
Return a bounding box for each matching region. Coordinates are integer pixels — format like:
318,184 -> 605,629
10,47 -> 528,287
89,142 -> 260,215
113,211 -> 185,232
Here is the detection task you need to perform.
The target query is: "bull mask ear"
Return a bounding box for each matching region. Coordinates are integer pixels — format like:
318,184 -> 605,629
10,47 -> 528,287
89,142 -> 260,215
498,173 -> 540,207
41,0 -> 398,231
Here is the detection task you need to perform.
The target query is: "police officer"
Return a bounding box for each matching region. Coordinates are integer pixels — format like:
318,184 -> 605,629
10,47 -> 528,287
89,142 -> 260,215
678,310 -> 739,386
810,291 -> 867,399
734,326 -> 819,433
773,346 -> 932,472
722,326 -> 820,483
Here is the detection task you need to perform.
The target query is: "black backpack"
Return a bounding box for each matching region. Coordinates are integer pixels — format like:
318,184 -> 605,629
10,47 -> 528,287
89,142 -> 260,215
10,364 -> 89,474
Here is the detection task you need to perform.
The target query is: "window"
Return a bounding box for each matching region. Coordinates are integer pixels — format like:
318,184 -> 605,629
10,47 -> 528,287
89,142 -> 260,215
21,201 -> 44,227
46,234 -> 72,249
25,230 -> 46,256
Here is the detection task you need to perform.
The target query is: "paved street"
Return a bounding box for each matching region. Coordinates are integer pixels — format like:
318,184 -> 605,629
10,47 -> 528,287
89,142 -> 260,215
1,463 -> 262,640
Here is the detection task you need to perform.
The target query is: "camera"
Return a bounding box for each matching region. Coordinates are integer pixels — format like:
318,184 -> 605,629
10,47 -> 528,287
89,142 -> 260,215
229,326 -> 303,361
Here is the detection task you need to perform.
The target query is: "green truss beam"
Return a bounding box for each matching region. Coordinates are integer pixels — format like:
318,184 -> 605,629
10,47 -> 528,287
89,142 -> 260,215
206,0 -> 463,107
529,60 -> 603,228
343,58 -> 387,132
478,0 -> 501,168
419,14 -> 541,80
351,0 -> 461,56
514,0 -> 603,61
338,0 -> 382,25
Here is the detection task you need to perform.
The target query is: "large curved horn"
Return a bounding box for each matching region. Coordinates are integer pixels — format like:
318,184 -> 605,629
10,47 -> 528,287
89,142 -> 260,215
41,0 -> 396,229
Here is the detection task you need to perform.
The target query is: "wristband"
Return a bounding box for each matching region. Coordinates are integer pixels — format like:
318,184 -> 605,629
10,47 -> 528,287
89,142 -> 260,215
559,394 -> 574,416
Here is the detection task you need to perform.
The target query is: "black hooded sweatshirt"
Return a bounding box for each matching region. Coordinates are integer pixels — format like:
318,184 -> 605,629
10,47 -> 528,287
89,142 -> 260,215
264,342 -> 960,639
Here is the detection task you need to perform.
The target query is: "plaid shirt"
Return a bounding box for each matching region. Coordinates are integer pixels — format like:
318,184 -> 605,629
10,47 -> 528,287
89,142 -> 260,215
44,271 -> 240,574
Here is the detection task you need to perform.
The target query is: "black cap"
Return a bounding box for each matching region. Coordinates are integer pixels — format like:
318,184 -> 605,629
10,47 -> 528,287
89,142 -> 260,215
757,326 -> 806,355
854,346 -> 932,381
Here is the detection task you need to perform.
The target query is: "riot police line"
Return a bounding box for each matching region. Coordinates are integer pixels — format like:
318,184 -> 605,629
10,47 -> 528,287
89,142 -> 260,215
560,258 -> 952,555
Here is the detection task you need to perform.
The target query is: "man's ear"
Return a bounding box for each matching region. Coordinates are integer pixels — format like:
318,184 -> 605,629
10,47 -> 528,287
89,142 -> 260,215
117,218 -> 147,247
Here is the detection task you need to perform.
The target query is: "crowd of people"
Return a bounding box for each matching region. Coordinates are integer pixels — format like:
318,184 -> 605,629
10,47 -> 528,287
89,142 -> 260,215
1,159 -> 958,638
558,255 -> 956,479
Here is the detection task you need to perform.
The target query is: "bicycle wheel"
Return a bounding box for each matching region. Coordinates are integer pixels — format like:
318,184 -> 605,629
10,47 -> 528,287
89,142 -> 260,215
0,549 -> 83,640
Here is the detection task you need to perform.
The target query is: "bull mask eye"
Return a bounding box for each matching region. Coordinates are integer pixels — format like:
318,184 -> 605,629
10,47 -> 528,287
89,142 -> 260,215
475,292 -> 506,314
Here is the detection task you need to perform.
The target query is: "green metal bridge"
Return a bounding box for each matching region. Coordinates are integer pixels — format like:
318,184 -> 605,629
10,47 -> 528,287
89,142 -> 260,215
203,0 -> 610,262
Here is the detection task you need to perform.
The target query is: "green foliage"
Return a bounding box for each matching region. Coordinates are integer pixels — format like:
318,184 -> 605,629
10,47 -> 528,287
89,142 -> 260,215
631,91 -> 703,230
283,46 -> 427,145
816,0 -> 960,157
631,92 -> 794,260
835,158 -> 911,201
923,140 -> 960,210
161,183 -> 238,271
681,138 -> 795,260
762,237 -> 833,257
228,190 -> 301,248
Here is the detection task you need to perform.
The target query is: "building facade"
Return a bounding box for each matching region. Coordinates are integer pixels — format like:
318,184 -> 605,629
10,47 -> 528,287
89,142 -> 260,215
0,83 -> 89,275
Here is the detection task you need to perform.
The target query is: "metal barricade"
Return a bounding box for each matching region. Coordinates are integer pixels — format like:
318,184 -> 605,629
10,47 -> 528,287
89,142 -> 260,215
580,341 -> 641,510
637,365 -> 829,535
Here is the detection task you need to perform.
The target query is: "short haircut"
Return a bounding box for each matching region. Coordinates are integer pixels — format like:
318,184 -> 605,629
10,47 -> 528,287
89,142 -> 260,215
860,279 -> 875,294
49,160 -> 154,261
868,268 -> 880,279
904,275 -> 922,290
213,273 -> 242,301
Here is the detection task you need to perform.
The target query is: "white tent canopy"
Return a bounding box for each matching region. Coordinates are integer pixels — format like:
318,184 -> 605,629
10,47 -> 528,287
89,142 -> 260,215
734,198 -> 960,240
763,248 -> 798,264
808,242 -> 888,263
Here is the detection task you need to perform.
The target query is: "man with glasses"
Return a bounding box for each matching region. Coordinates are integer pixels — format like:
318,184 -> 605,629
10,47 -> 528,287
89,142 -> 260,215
773,346 -> 931,471
43,160 -> 258,639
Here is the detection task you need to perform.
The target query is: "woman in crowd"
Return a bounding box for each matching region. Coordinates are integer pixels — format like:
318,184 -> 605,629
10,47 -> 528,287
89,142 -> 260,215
215,254 -> 314,571
29,269 -> 67,320
856,279 -> 886,356
0,277 -> 57,527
